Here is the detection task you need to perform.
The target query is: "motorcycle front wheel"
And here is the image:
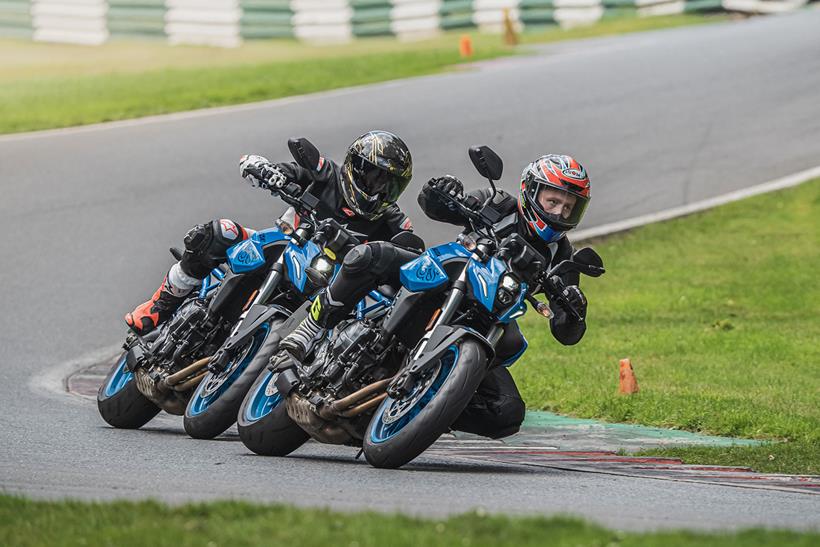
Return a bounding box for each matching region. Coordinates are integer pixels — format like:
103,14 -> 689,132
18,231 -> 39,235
363,339 -> 487,469
183,318 -> 286,440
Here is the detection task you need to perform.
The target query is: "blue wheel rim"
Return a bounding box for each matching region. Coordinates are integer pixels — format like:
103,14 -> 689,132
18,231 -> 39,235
103,354 -> 132,398
187,323 -> 271,417
243,370 -> 283,423
369,345 -> 459,444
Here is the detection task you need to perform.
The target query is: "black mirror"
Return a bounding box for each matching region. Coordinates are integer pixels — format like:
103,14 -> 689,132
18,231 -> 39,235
288,137 -> 322,171
390,231 -> 425,253
572,247 -> 605,277
469,145 -> 503,182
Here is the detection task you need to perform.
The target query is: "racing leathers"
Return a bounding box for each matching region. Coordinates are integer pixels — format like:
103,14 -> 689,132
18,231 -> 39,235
125,156 -> 415,336
416,179 -> 588,439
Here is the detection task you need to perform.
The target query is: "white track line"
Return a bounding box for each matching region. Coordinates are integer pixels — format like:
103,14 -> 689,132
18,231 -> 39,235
28,344 -> 120,403
572,165 -> 820,242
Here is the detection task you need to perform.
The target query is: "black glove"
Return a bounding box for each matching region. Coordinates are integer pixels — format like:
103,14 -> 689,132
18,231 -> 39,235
239,155 -> 286,189
561,284 -> 587,321
427,175 -> 463,198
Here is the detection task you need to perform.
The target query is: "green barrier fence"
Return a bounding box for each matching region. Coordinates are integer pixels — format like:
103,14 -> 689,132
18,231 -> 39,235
1,0 -> 816,44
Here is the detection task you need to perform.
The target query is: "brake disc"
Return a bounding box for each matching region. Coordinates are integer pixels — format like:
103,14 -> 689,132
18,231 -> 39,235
381,360 -> 441,425
199,339 -> 254,397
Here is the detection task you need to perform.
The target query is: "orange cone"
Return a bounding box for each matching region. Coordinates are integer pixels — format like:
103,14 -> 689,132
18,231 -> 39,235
459,35 -> 474,58
619,358 -> 639,394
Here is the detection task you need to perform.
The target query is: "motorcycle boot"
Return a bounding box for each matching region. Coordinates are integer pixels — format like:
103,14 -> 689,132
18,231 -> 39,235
125,263 -> 199,335
273,291 -> 346,365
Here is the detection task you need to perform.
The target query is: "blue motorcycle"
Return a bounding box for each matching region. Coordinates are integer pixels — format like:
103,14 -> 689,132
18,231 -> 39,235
237,145 -> 604,468
97,139 -> 337,436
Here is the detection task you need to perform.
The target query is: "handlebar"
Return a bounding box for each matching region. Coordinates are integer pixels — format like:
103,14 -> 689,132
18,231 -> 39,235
432,187 -> 591,320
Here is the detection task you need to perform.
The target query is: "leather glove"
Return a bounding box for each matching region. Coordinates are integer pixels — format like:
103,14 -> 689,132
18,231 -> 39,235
427,175 -> 464,198
239,155 -> 286,188
561,284 -> 587,321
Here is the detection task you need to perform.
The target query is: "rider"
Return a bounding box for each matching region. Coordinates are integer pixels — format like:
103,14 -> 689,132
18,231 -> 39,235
274,153 -> 591,441
125,130 -> 416,336
417,153 -> 592,439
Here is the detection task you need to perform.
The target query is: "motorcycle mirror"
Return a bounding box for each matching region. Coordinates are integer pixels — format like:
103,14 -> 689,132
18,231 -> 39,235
288,137 -> 322,171
469,145 -> 503,196
572,247 -> 605,277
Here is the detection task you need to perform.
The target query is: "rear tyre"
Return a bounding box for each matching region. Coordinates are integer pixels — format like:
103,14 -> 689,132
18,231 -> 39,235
237,369 -> 309,456
97,351 -> 161,429
363,340 -> 487,469
183,318 -> 285,440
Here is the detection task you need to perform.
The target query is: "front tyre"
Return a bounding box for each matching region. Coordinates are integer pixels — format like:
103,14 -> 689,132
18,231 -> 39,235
183,318 -> 285,440
237,369 -> 309,456
363,340 -> 487,469
97,351 -> 160,429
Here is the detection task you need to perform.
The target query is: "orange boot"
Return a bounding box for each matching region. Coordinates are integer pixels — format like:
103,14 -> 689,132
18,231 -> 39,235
125,276 -> 187,335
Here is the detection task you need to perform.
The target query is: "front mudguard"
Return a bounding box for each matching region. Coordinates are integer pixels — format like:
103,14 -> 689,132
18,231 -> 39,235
391,325 -> 495,396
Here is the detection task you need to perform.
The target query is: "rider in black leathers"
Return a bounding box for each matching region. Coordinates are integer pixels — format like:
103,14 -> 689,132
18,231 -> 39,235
125,130 -> 417,336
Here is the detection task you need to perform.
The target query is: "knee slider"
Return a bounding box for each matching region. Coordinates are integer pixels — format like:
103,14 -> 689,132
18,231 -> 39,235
342,244 -> 374,274
183,223 -> 214,254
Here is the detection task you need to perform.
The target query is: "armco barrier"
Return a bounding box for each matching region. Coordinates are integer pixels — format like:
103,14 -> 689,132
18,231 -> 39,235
107,0 -> 165,38
0,0 -> 32,38
0,0 -> 814,46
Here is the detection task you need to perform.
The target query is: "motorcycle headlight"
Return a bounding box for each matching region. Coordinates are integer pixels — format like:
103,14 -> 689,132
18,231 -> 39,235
496,274 -> 520,307
306,254 -> 336,288
311,254 -> 335,277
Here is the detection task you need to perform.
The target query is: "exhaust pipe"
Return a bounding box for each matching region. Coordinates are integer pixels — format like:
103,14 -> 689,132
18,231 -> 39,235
317,378 -> 393,420
163,356 -> 211,387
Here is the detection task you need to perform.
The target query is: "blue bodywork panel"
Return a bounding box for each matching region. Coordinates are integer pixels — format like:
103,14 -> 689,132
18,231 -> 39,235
226,227 -> 289,274
496,282 -> 529,324
356,289 -> 393,320
284,240 -> 321,293
466,256 -> 506,312
400,242 -> 471,292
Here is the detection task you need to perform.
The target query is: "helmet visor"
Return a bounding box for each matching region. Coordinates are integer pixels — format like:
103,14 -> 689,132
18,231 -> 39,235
350,154 -> 408,203
531,185 -> 588,231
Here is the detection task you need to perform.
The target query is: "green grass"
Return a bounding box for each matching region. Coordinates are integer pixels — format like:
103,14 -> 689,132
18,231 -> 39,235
512,179 -> 820,474
0,14 -> 727,134
2,495 -> 817,547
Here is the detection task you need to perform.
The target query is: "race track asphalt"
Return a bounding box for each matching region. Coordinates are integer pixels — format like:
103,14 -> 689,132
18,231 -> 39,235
1,10 -> 819,531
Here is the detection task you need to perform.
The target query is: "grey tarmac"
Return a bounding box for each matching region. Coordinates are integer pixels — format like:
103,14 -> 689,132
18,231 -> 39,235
1,10 -> 819,532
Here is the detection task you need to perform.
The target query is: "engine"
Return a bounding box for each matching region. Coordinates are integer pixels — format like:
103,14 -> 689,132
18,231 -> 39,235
150,299 -> 215,366
316,319 -> 389,397
286,319 -> 400,445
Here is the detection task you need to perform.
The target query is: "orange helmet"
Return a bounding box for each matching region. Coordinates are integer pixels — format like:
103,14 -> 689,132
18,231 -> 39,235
518,154 -> 590,243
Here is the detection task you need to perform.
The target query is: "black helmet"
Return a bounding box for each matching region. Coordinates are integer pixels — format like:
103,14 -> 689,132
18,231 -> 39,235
341,130 -> 412,220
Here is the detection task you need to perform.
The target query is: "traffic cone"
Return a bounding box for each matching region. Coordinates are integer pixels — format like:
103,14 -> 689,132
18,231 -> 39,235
619,358 -> 639,394
459,35 -> 473,58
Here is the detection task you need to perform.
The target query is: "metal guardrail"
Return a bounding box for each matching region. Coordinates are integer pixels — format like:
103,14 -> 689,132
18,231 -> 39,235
0,0 -> 814,47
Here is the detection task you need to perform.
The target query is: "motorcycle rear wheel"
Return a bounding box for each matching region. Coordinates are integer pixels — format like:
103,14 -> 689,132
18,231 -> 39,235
97,351 -> 161,429
237,369 -> 309,456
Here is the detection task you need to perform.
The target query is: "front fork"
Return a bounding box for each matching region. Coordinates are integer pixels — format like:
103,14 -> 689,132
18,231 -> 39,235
391,264 -> 502,397
411,263 -> 503,359
208,257 -> 285,372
